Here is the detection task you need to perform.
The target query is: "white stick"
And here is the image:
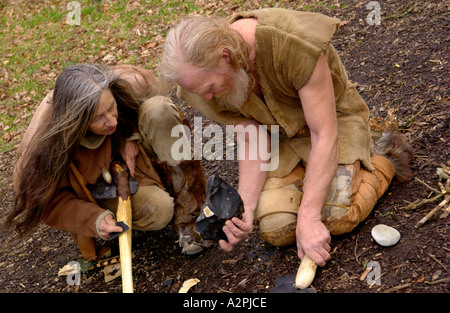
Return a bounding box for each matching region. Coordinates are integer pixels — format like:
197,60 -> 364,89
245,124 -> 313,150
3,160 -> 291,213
295,255 -> 317,289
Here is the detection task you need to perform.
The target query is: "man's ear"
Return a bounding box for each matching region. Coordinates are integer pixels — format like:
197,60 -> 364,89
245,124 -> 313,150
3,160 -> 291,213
222,48 -> 231,64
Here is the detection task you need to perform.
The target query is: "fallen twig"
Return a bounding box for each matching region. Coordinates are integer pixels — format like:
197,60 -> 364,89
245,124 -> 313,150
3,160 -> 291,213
413,162 -> 450,228
399,104 -> 426,128
414,177 -> 441,195
405,193 -> 443,210
383,283 -> 412,293
415,194 -> 449,228
427,253 -> 448,272
386,3 -> 418,20
439,163 -> 450,176
425,277 -> 450,285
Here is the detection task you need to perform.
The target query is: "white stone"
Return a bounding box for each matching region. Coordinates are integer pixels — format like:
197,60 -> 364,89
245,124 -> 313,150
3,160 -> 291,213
371,224 -> 401,246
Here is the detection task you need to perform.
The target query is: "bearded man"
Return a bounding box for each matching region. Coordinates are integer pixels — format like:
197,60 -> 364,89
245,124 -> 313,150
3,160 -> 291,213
158,8 -> 413,267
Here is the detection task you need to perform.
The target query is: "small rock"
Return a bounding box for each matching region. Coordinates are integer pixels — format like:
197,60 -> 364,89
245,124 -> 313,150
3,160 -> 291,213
371,224 -> 401,246
161,278 -> 174,287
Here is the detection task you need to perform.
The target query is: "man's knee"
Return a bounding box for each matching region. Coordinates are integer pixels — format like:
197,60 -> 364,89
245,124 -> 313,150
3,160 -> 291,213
255,158 -> 396,245
138,96 -> 189,164
323,157 -> 395,235
255,164 -> 305,247
258,212 -> 298,247
139,96 -> 179,124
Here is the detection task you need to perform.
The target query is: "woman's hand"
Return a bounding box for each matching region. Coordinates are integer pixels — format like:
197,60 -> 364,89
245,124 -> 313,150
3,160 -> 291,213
120,140 -> 139,176
98,214 -> 123,239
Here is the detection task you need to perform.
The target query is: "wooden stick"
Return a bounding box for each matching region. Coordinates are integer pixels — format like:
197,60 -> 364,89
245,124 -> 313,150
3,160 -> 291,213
427,253 -> 448,271
112,162 -> 134,293
439,163 -> 450,175
414,177 -> 441,195
415,194 -> 450,228
295,255 -> 317,289
405,193 -> 443,210
439,206 -> 449,219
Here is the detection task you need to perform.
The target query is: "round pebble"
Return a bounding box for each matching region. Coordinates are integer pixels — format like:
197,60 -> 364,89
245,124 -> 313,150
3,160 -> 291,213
371,224 -> 401,246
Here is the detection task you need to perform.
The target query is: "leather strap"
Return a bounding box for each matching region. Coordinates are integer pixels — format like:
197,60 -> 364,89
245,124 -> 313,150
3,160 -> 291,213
255,188 -> 302,222
68,162 -> 97,204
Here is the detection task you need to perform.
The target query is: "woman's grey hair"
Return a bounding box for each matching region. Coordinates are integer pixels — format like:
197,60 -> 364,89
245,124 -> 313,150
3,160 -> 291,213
6,63 -> 139,241
46,64 -> 117,152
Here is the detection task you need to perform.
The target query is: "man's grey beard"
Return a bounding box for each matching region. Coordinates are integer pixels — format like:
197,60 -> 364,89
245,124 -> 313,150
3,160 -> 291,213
215,68 -> 250,111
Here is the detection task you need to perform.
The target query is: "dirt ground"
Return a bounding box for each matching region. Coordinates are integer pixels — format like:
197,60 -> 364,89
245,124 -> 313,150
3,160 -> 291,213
0,0 -> 448,295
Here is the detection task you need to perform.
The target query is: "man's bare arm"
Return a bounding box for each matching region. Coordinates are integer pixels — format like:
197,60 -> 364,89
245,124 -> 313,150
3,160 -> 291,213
296,54 -> 339,266
220,119 -> 270,251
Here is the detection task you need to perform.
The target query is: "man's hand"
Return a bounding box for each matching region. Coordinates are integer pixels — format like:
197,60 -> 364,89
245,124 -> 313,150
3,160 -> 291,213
296,214 -> 331,267
218,119 -> 268,252
98,214 -> 123,239
120,140 -> 139,176
219,211 -> 254,252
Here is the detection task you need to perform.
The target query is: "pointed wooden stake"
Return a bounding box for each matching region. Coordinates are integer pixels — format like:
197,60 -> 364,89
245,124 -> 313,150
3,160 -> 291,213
112,162 -> 134,293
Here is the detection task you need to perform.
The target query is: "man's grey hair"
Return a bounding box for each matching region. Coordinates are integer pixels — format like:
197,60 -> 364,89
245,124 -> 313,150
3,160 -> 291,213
157,15 -> 251,95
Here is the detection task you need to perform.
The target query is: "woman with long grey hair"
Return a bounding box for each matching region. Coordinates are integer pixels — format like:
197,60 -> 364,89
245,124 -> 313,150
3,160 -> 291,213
6,64 -> 207,261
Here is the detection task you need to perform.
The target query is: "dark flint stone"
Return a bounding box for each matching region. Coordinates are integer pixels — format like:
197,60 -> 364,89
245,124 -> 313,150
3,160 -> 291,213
88,176 -> 138,200
195,175 -> 244,241
108,221 -> 130,240
270,275 -> 317,293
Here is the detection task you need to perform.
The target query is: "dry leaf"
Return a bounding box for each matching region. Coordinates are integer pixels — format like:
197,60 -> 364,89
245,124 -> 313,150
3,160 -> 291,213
178,278 -> 200,293
103,263 -> 122,283
58,263 -> 78,276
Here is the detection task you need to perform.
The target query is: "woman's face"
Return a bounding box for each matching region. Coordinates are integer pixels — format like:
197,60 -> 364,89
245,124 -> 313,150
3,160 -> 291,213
88,90 -> 118,136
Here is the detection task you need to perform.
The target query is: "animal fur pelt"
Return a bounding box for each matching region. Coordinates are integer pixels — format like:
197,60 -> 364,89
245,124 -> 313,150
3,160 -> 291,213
151,158 -> 207,246
370,131 -> 414,183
